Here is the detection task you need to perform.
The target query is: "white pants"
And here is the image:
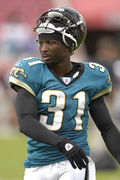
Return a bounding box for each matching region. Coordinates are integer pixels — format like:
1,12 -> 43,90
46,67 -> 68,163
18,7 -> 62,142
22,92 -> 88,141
24,157 -> 96,180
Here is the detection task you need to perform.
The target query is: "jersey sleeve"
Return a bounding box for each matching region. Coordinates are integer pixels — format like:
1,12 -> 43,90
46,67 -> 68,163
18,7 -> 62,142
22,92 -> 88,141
85,62 -> 112,101
9,57 -> 44,97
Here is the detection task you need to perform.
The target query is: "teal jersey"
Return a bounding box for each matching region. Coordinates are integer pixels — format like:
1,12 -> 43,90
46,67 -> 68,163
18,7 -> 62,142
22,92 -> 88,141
9,57 -> 112,168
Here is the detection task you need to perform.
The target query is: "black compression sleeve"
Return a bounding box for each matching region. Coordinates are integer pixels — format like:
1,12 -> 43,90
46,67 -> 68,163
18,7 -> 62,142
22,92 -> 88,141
15,88 -> 63,146
89,96 -> 120,163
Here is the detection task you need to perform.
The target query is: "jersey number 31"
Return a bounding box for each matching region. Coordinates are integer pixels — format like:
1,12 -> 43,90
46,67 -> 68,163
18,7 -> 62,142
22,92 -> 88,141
39,90 -> 85,131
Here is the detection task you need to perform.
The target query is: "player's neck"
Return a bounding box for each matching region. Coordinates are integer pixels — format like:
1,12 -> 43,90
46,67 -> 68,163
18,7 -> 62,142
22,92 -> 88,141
49,61 -> 73,77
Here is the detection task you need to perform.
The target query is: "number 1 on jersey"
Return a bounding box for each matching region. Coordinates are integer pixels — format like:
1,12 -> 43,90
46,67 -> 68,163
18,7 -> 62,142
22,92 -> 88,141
73,91 -> 85,130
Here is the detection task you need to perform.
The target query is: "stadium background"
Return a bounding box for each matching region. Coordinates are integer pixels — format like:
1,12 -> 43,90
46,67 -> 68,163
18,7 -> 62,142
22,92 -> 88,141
0,0 -> 120,179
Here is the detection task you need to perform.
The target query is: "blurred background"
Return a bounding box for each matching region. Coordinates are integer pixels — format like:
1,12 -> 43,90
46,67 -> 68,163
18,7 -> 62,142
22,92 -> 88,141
0,0 -> 120,179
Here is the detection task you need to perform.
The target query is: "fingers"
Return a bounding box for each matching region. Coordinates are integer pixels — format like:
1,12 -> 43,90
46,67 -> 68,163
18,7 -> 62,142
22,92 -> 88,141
69,158 -> 77,169
81,152 -> 89,164
69,153 -> 89,170
74,155 -> 87,169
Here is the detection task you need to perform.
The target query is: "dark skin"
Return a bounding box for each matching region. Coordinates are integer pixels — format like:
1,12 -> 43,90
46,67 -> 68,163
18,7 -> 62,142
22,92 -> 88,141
39,39 -> 72,76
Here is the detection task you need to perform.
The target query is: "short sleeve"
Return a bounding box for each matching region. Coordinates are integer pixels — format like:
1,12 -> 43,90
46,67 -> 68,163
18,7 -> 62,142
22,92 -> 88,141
9,57 -> 44,96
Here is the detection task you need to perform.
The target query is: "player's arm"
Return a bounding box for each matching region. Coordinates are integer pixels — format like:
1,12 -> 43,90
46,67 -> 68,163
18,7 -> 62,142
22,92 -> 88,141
16,87 -> 63,145
89,95 -> 120,164
16,87 -> 88,169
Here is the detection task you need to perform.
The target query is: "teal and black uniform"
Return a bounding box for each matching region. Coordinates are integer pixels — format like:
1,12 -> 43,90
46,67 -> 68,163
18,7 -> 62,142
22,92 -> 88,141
9,57 -> 112,168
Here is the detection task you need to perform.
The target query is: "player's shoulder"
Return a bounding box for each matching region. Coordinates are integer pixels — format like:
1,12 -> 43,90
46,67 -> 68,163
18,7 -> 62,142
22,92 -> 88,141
83,61 -> 106,72
15,57 -> 44,67
10,57 -> 45,77
82,61 -> 112,87
82,61 -> 109,77
82,61 -> 112,99
9,57 -> 45,96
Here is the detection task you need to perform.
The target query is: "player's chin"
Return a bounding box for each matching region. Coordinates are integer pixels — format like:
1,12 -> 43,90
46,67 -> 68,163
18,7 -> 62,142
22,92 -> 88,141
44,60 -> 52,65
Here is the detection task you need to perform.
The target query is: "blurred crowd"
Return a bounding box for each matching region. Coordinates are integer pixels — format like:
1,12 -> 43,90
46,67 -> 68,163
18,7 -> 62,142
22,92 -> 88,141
0,13 -> 39,131
0,12 -> 120,170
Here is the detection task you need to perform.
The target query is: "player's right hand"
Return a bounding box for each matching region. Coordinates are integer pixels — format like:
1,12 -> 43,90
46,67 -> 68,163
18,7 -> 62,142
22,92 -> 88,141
56,138 -> 88,170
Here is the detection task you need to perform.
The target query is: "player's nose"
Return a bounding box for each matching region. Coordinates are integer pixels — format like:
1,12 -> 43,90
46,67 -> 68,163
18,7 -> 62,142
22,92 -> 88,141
40,42 -> 49,52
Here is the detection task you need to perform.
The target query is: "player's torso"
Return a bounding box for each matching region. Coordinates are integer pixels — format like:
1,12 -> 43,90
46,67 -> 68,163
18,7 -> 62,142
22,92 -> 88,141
36,64 -> 91,133
9,58 -> 112,167
26,63 -> 90,167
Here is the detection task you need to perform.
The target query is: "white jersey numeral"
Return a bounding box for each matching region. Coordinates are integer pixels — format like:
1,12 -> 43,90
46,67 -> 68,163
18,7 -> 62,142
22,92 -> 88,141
73,91 -> 85,130
40,90 -> 65,131
39,90 -> 86,131
89,62 -> 105,72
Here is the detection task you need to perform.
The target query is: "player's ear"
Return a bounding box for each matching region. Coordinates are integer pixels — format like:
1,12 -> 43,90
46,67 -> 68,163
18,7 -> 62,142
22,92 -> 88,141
63,44 -> 71,55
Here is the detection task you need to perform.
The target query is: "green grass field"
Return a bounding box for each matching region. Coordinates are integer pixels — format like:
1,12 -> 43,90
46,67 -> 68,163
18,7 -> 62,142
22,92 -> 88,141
0,131 -> 120,180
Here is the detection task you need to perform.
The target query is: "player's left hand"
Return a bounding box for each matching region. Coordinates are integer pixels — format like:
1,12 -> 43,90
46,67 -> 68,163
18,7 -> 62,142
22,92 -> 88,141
56,138 -> 89,170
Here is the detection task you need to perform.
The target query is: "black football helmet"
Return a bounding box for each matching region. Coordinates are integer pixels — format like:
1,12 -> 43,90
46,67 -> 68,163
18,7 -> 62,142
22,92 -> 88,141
34,7 -> 87,52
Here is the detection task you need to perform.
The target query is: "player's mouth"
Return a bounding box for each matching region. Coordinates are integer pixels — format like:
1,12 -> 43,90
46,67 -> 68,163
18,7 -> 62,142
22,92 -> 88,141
42,56 -> 51,63
42,56 -> 50,60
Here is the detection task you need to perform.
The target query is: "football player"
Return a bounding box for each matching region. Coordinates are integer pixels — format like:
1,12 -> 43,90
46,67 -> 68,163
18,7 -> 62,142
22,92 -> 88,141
9,7 -> 120,180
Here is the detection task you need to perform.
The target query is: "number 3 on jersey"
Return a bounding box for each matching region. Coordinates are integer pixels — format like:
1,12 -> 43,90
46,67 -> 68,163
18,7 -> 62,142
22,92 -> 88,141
39,90 -> 85,131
